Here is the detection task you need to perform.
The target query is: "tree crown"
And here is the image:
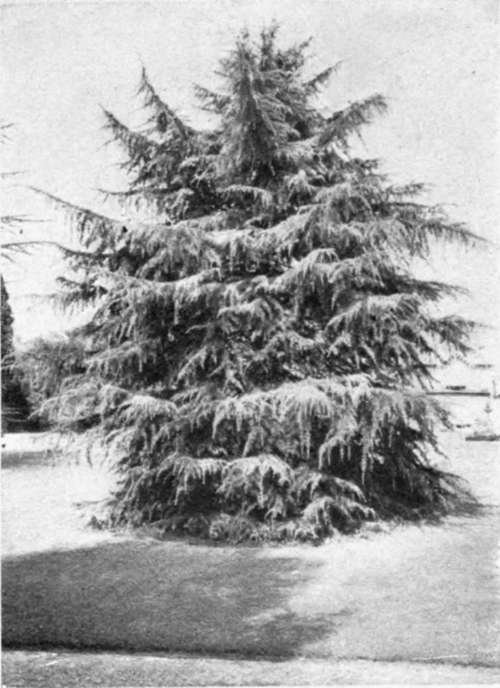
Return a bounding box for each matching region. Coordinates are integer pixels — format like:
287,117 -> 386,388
34,27 -> 479,539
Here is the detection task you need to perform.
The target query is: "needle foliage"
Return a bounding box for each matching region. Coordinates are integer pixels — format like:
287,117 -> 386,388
37,27 -> 479,541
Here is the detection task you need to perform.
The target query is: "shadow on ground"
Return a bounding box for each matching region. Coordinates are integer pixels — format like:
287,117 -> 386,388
2,539 -> 341,658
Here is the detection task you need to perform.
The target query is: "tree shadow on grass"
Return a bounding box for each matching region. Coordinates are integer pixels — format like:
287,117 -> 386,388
2,539 -> 346,659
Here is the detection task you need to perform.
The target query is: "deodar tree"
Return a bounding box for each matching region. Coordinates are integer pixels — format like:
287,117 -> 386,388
37,27 -> 479,541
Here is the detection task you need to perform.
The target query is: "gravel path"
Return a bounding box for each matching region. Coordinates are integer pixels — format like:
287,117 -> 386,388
3,650 -> 500,686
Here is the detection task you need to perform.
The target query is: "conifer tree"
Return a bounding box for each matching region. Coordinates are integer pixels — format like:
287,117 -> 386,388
36,27 -> 479,540
1,275 -> 15,419
1,123 -> 32,431
1,275 -> 32,430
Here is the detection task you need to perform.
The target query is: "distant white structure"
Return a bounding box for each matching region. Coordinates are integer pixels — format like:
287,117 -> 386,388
430,358 -> 498,397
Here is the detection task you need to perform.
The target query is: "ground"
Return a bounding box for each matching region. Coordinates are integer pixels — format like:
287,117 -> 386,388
2,400 -> 500,686
3,651 -> 500,686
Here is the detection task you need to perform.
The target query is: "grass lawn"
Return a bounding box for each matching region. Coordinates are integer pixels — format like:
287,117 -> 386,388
2,538 -> 333,657
2,437 -> 336,659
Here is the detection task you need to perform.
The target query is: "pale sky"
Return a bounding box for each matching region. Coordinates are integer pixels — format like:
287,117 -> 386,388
1,0 -> 499,360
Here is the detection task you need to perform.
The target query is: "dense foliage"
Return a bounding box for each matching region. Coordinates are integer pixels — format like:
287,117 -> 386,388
1,275 -> 14,365
17,335 -> 87,428
38,28 -> 479,540
1,123 -> 32,431
1,276 -> 31,430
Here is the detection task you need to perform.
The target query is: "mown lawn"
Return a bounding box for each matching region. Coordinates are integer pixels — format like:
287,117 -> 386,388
2,538 -> 333,658
1,439 -> 337,659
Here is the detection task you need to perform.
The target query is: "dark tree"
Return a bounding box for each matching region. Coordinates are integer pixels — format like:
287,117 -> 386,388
1,275 -> 31,430
1,275 -> 14,360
